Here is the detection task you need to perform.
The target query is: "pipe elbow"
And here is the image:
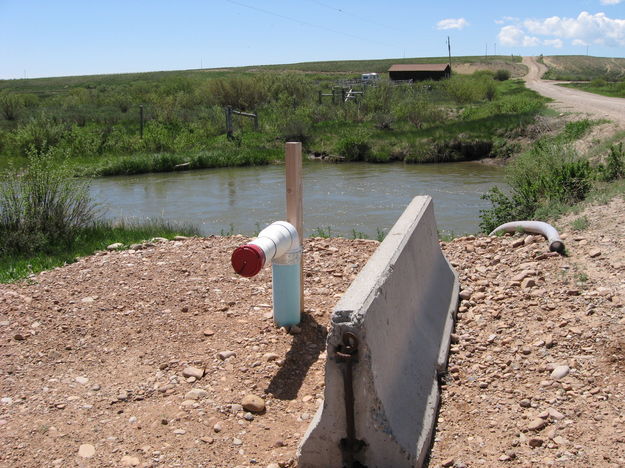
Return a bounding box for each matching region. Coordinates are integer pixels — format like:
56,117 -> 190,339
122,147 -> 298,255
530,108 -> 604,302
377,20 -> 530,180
489,221 -> 565,254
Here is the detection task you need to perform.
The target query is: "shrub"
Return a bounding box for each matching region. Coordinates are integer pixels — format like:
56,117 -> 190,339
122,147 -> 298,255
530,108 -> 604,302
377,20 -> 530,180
335,130 -> 371,161
0,147 -> 98,255
599,143 -> 625,181
480,142 -> 595,233
12,114 -> 68,155
0,92 -> 24,121
494,69 -> 511,81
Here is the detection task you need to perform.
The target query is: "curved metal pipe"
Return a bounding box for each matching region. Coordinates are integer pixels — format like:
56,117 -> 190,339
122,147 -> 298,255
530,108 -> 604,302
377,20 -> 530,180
489,221 -> 565,253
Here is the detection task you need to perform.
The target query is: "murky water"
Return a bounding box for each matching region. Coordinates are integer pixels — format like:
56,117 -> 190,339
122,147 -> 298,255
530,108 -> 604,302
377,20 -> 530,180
89,161 -> 505,238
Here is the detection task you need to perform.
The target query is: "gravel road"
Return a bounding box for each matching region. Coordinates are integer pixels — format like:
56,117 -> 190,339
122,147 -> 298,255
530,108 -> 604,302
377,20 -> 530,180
522,56 -> 625,126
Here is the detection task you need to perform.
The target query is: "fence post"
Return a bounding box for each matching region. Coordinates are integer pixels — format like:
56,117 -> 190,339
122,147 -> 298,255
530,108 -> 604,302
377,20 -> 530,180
225,106 -> 233,140
318,90 -> 322,105
285,142 -> 304,315
254,111 -> 259,130
139,105 -> 144,139
341,88 -> 345,103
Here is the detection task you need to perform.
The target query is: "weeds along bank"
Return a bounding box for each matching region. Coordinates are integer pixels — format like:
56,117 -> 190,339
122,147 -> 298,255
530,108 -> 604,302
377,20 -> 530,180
480,119 -> 625,234
0,148 -> 198,282
0,67 -> 546,176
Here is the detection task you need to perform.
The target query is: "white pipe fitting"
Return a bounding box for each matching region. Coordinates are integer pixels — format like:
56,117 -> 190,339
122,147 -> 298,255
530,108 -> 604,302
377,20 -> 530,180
489,220 -> 565,253
231,221 -> 299,277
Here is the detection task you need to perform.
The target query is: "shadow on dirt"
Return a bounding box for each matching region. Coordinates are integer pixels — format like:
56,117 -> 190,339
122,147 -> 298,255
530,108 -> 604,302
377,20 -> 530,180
267,313 -> 327,400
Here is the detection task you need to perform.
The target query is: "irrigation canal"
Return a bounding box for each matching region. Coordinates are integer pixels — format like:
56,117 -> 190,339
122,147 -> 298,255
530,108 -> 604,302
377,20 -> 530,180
90,161 -> 505,238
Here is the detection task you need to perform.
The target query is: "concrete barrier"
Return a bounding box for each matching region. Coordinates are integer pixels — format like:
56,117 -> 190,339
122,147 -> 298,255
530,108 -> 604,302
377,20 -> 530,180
297,196 -> 459,467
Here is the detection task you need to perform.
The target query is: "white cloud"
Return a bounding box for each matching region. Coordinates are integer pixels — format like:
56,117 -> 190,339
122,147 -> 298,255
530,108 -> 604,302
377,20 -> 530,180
497,11 -> 625,48
600,0 -> 622,5
544,39 -> 564,48
436,18 -> 469,30
498,25 -> 540,47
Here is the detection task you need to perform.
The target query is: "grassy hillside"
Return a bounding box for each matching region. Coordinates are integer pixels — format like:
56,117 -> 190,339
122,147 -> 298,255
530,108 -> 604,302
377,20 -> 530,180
542,55 -> 625,81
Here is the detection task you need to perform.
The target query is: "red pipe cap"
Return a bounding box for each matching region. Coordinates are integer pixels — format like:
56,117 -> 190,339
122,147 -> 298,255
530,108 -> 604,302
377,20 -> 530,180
231,244 -> 265,277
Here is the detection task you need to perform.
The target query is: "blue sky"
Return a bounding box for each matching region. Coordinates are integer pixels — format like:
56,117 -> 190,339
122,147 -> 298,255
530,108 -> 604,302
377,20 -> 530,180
1,0 -> 624,79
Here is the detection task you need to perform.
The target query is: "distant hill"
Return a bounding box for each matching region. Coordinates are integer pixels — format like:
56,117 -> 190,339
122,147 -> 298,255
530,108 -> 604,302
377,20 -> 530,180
0,55 -> 524,94
541,55 -> 625,81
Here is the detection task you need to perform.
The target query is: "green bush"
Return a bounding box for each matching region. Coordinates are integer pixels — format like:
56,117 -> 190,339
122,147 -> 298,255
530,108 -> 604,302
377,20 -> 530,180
599,143 -> 625,181
335,130 -> 371,161
494,69 -> 511,81
480,142 -> 594,233
0,147 -> 97,255
0,92 -> 24,121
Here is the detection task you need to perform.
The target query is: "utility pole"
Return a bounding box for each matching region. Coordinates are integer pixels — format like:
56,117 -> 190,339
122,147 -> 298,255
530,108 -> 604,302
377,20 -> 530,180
447,36 -> 452,73
494,43 -> 497,56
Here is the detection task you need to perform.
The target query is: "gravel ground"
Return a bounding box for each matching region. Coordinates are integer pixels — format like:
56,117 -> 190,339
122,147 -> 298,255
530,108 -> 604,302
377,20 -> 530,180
430,196 -> 625,467
1,197 -> 624,468
0,236 -> 377,468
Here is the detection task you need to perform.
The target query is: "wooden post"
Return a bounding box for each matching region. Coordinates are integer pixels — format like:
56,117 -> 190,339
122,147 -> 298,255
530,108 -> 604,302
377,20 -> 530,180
318,90 -> 322,105
225,106 -> 233,139
285,142 -> 304,314
139,105 -> 144,139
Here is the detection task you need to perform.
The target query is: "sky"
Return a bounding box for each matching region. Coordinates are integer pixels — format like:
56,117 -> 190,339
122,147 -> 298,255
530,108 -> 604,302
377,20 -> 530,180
1,0 -> 624,80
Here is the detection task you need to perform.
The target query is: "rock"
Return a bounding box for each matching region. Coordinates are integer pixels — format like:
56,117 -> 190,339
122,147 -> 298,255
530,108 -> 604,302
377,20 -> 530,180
13,333 -> 26,341
519,399 -> 531,408
511,238 -> 525,248
442,458 -> 455,467
81,296 -> 95,303
129,243 -> 144,250
528,437 -> 544,448
185,389 -> 208,400
120,455 -> 140,466
233,438 -> 243,446
528,418 -> 547,431
174,236 -> 189,241
107,243 -> 123,251
218,351 -> 236,360
521,278 -> 536,289
128,416 -> 137,424
75,376 -> 89,385
524,235 -> 538,245
589,249 -> 602,258
90,384 -> 101,391
203,328 -> 215,337
244,412 -> 254,421
173,429 -> 186,435
459,289 -> 473,300
550,365 -> 570,380
1,397 -> 13,405
553,436 -> 568,446
242,394 -> 265,413
182,366 -> 204,379
151,237 -> 168,243
78,444 -> 96,458
547,408 -> 565,420
289,325 -> 302,334
267,464 -> 281,468
213,422 -> 223,433
263,352 -> 279,362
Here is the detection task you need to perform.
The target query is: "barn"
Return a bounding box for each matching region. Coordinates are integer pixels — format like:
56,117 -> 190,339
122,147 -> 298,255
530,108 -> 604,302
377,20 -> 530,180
388,64 -> 451,81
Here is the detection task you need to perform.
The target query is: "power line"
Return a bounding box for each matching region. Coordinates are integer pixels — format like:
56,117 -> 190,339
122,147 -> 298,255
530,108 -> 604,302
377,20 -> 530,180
224,0 -> 395,48
302,0 -> 402,34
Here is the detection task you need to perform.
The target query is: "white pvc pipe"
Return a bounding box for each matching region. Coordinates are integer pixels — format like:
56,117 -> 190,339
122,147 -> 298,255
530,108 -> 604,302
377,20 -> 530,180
489,221 -> 564,253
250,221 -> 299,265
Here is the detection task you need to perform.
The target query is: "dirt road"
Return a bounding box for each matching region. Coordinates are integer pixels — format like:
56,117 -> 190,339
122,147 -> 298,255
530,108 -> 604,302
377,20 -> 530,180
522,56 -> 625,126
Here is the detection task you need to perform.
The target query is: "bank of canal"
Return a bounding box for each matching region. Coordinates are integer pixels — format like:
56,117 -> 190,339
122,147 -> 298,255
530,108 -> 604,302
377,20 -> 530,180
90,161 -> 505,238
